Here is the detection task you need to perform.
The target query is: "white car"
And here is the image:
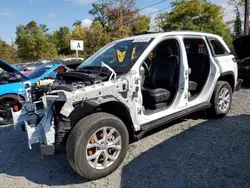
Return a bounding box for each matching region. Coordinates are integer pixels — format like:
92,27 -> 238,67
11,31 -> 242,180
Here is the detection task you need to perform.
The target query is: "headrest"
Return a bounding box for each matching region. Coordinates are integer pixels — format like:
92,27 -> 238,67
156,45 -> 173,57
189,44 -> 199,54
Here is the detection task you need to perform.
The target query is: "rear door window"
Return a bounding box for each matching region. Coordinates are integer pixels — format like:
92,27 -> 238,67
208,38 -> 228,56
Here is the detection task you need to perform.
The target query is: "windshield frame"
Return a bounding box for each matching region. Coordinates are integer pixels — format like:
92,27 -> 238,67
77,37 -> 154,74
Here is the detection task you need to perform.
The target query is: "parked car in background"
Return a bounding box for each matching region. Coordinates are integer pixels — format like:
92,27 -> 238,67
0,59 -> 70,125
233,35 -> 250,84
60,58 -> 84,69
9,62 -> 44,81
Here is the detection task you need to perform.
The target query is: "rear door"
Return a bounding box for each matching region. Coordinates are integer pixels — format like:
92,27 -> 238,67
183,36 -> 217,106
207,37 -> 238,84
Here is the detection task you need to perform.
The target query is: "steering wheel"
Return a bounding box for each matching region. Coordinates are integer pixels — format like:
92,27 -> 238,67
141,61 -> 150,78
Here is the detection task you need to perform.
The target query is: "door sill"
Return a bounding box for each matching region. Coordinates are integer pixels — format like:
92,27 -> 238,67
135,102 -> 211,139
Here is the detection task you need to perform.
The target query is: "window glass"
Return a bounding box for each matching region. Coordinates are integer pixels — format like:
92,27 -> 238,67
27,63 -> 55,79
183,38 -> 208,56
77,38 -> 154,74
209,38 -> 228,55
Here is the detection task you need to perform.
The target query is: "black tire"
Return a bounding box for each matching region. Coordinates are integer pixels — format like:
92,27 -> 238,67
66,112 -> 129,180
0,94 -> 24,125
207,81 -> 232,118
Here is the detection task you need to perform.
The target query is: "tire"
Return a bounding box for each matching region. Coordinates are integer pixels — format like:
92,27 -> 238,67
207,81 -> 232,118
0,94 -> 24,125
66,112 -> 129,180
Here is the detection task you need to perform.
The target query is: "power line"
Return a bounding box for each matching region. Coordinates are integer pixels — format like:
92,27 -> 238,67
112,6 -> 171,31
139,0 -> 167,12
111,0 -> 168,26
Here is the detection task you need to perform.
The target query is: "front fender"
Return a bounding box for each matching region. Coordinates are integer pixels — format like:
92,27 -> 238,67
0,82 -> 26,97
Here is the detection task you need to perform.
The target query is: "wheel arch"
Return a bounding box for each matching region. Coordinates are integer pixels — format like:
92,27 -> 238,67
217,71 -> 235,92
0,93 -> 25,101
70,100 -> 134,136
55,100 -> 135,147
98,101 -> 134,140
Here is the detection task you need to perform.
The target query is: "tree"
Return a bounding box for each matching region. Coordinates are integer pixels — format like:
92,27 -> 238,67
89,0 -> 150,39
85,22 -> 111,56
71,25 -> 88,57
158,0 -> 232,44
73,20 -> 82,27
89,3 -> 110,30
15,21 -> 57,61
71,25 -> 88,40
53,26 -> 72,55
0,39 -> 18,63
132,15 -> 151,35
227,0 -> 244,37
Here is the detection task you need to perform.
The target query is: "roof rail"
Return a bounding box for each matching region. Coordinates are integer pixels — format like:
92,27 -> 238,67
135,31 -> 163,36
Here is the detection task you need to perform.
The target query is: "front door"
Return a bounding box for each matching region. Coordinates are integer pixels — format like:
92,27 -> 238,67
183,36 -> 217,106
136,37 -> 189,125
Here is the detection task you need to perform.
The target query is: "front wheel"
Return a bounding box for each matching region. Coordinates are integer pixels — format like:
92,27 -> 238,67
0,95 -> 24,125
207,81 -> 232,118
66,112 -> 129,180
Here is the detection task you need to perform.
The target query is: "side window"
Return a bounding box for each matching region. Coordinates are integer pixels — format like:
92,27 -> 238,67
209,38 -> 228,55
183,38 -> 210,96
183,38 -> 209,56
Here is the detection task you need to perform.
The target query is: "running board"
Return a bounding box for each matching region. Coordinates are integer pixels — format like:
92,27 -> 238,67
135,102 -> 211,139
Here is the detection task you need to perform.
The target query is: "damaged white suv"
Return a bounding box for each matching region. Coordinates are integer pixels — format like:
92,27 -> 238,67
12,31 -> 242,180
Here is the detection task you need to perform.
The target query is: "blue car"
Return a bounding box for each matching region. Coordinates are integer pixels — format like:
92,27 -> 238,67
0,59 -> 69,125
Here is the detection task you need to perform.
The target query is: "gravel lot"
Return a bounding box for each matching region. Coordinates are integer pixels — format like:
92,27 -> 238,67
1,88 -> 250,188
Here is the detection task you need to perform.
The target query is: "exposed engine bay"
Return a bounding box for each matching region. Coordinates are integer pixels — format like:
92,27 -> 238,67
11,63 -> 141,155
30,70 -> 108,101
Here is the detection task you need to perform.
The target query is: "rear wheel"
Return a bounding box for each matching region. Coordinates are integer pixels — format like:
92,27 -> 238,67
207,81 -> 232,118
0,94 -> 24,125
66,112 -> 129,180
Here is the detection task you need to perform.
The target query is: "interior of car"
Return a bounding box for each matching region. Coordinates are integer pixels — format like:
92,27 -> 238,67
140,39 -> 180,114
184,38 -> 210,100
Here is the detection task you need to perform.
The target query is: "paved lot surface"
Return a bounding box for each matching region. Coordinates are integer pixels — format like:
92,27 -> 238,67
1,89 -> 250,188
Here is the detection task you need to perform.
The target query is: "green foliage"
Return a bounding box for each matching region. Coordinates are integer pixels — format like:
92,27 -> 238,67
85,22 -> 111,56
158,0 -> 232,44
89,0 -> 150,37
53,26 -> 72,55
0,0 -> 235,62
71,25 -> 88,57
73,20 -> 82,27
234,10 -> 242,37
132,15 -> 151,35
89,3 -> 110,30
15,21 -> 57,61
0,39 -> 18,63
227,0 -> 243,38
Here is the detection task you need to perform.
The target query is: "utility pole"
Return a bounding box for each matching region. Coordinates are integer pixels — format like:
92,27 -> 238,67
244,0 -> 249,35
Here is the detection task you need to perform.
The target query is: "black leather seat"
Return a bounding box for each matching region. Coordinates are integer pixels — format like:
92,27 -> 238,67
187,44 -> 209,91
142,45 -> 178,109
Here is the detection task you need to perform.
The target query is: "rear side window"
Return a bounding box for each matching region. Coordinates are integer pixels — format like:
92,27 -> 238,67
209,38 -> 228,55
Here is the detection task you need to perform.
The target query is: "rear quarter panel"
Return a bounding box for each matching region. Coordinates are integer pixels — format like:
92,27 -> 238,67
209,37 -> 238,88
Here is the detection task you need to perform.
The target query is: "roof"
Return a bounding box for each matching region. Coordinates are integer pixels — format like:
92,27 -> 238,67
118,31 -> 221,42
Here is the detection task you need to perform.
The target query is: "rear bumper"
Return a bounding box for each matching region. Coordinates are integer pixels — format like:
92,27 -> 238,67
235,79 -> 243,91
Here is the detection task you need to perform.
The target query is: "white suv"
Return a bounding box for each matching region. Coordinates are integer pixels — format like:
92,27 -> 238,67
12,31 -> 242,180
